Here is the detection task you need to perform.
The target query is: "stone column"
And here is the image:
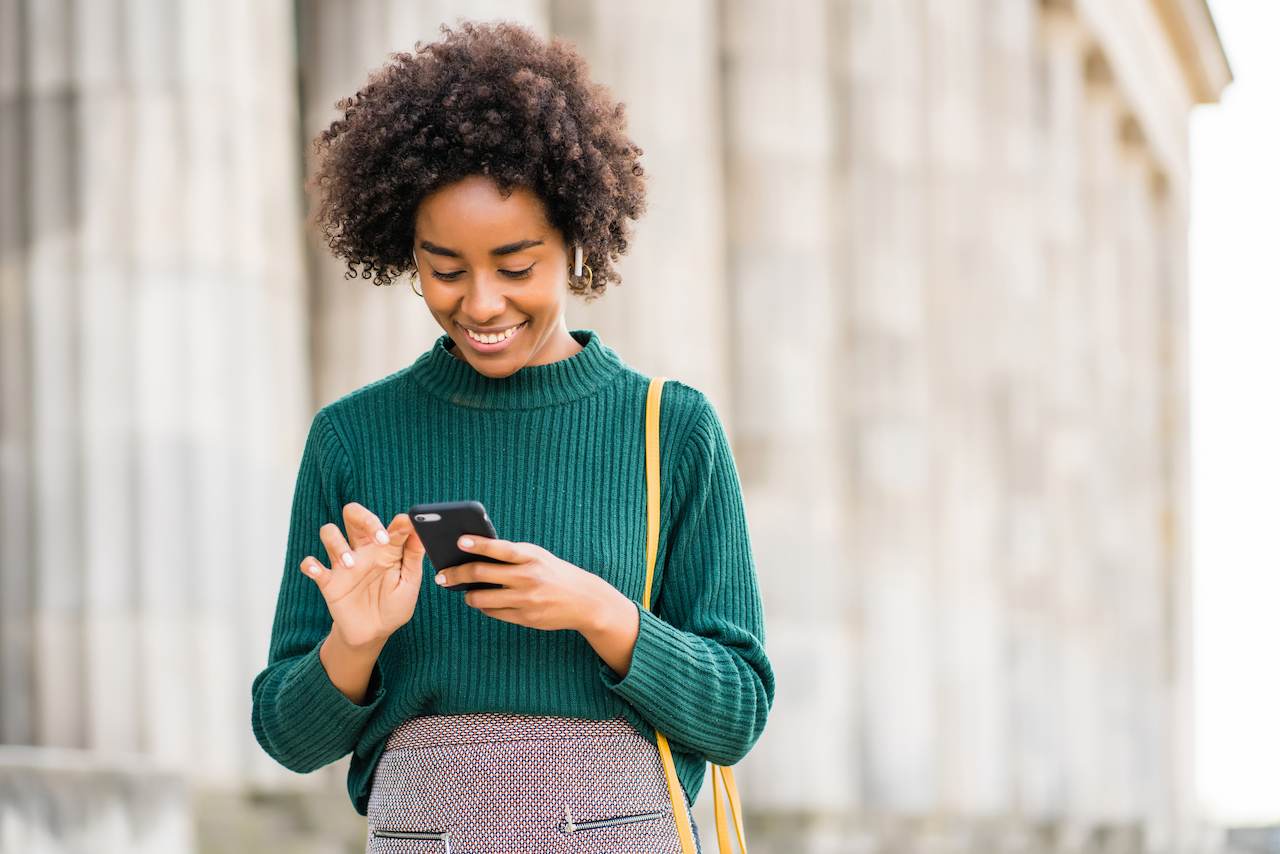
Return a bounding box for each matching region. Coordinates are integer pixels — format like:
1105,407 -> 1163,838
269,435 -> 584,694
25,0 -> 88,750
77,0 -> 143,760
1155,127 -> 1198,854
922,0 -> 1013,816
0,0 -> 311,788
186,0 -> 313,785
845,0 -> 939,814
130,0 -> 200,770
986,0 -> 1056,826
553,0 -> 732,408
1039,2 -> 1090,831
0,0 -> 34,747
1081,42 -> 1135,824
716,0 -> 854,817
1119,114 -> 1176,848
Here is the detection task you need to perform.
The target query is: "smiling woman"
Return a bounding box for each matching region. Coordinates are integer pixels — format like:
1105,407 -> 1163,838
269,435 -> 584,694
250,18 -> 773,854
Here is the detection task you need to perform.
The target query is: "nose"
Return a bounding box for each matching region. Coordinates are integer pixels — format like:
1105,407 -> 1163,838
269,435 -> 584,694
460,272 -> 507,323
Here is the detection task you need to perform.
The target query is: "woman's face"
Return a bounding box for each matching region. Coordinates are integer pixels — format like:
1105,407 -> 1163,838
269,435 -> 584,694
411,175 -> 581,377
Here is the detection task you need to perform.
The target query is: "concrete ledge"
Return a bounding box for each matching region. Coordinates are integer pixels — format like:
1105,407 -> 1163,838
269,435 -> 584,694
0,746 -> 195,854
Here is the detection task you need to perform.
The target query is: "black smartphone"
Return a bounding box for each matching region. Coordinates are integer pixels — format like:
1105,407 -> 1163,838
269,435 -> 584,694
408,500 -> 508,591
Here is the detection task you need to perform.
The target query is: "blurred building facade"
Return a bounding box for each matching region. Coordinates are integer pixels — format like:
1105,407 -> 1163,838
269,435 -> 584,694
0,0 -> 1231,852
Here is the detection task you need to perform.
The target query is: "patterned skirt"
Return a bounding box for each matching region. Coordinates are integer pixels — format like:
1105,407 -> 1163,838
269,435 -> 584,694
365,711 -> 703,853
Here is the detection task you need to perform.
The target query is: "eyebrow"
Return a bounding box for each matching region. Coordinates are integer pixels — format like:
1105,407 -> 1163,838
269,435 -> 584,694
418,238 -> 544,258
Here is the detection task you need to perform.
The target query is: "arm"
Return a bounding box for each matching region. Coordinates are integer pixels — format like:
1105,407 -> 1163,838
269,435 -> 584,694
250,409 -> 388,773
319,630 -> 387,705
596,395 -> 775,767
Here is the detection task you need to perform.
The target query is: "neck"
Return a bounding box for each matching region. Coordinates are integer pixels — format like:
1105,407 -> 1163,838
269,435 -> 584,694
526,325 -> 585,366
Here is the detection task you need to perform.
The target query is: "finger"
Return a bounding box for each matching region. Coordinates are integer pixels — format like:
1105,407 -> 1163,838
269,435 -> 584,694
456,535 -> 533,564
342,501 -> 390,548
463,587 -> 523,610
474,608 -> 522,625
299,556 -> 332,591
435,561 -> 519,589
318,522 -> 357,571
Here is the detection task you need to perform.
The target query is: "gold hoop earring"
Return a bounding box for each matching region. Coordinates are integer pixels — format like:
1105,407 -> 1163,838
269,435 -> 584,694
409,251 -> 424,297
569,262 -> 593,290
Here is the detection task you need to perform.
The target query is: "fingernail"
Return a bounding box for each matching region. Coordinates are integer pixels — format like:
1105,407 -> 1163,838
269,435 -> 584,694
342,552 -> 355,567
435,572 -> 446,585
459,536 -> 474,548
376,529 -> 390,544
305,563 -> 318,576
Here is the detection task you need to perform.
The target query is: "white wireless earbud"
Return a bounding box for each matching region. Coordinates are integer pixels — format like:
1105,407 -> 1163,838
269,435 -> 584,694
574,243 -> 583,277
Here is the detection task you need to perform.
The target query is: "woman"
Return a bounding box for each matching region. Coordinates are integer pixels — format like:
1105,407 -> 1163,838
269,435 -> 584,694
250,19 -> 774,853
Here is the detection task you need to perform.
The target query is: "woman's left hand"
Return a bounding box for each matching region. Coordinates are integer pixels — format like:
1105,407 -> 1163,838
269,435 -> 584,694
436,536 -> 617,633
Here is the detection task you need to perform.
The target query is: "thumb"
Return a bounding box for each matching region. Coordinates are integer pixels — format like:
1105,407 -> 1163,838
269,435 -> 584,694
396,519 -> 426,582
386,513 -> 413,549
403,526 -> 425,565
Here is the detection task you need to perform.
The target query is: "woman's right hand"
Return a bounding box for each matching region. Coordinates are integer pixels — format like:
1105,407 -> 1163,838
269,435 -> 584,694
299,503 -> 426,650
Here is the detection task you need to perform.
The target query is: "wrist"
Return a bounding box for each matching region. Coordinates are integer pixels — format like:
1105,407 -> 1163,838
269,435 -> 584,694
578,582 -> 641,678
579,581 -> 636,639
328,626 -> 387,658
320,628 -> 385,706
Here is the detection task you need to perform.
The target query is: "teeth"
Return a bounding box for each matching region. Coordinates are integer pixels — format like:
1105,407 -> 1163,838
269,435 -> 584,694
465,322 -> 524,344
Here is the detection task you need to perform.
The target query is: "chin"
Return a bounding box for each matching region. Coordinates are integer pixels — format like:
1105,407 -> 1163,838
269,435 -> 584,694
459,348 -> 525,378
474,361 -> 519,378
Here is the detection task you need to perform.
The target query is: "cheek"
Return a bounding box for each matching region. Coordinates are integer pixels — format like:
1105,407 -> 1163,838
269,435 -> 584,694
422,292 -> 452,317
425,302 -> 456,332
525,269 -> 566,312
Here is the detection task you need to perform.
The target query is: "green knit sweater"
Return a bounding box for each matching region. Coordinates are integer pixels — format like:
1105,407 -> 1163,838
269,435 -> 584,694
250,328 -> 774,815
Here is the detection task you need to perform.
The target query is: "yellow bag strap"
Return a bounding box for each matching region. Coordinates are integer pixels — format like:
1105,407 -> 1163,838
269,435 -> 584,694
644,376 -> 749,854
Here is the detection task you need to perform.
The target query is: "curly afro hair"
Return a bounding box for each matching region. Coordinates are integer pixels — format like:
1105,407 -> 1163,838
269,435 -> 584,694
309,19 -> 648,299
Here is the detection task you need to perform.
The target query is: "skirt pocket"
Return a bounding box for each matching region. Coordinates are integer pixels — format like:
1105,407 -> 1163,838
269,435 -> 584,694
558,804 -> 667,833
556,800 -> 683,852
368,826 -> 452,853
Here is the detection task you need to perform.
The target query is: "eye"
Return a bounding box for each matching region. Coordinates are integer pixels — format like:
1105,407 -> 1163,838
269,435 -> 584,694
430,269 -> 464,282
500,264 -> 535,279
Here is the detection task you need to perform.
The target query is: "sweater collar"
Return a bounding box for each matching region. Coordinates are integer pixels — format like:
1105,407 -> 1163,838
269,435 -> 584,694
409,328 -> 626,410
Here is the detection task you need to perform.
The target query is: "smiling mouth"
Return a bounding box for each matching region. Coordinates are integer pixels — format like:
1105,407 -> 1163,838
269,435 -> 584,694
458,320 -> 528,349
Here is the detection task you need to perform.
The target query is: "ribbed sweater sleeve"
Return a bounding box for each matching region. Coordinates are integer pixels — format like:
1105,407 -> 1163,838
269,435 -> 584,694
598,395 -> 775,766
250,409 -> 389,773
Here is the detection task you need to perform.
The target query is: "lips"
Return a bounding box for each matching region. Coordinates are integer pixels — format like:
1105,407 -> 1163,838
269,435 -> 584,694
458,320 -> 528,353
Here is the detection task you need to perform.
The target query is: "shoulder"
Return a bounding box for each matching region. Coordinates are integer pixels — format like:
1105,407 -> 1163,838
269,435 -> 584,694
615,367 -> 728,478
610,360 -> 715,436
636,377 -> 742,519
327,362 -> 415,412
655,377 -> 716,438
